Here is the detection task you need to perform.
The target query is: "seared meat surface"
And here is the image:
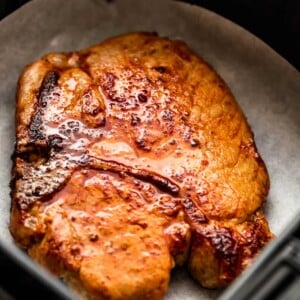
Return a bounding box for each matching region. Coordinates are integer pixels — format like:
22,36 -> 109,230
10,32 -> 273,299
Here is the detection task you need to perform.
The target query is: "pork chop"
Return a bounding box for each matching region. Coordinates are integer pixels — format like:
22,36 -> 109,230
10,32 -> 273,299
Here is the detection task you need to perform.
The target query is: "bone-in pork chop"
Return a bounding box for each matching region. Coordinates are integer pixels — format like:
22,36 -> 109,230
10,32 -> 273,299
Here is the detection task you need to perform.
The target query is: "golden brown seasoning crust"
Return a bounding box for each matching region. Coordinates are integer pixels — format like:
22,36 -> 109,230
10,32 -> 273,299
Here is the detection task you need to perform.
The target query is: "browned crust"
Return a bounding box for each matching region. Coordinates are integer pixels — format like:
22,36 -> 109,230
10,32 -> 273,299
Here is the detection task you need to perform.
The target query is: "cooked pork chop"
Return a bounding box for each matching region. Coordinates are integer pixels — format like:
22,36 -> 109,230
10,32 -> 273,299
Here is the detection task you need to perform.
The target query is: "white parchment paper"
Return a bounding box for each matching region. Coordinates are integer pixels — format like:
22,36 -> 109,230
0,0 -> 299,299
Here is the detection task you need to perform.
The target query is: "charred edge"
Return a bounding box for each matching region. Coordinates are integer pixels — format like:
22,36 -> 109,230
29,113 -> 45,141
13,134 -> 64,164
15,165 -> 76,211
39,70 -> 59,103
9,174 -> 21,206
12,145 -> 51,163
182,198 -> 207,224
241,215 -> 273,255
195,227 -> 241,280
29,70 -> 60,142
11,141 -> 64,209
88,157 -> 180,196
15,181 -> 67,211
